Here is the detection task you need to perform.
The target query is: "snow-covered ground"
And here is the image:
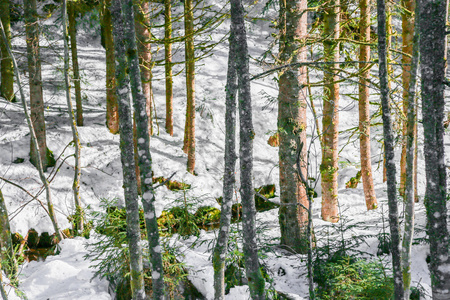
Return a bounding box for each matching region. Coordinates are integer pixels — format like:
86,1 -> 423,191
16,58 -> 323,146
1,0 -> 449,299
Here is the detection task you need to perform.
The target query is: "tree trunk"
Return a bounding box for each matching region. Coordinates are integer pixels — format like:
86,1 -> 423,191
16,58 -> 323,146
212,21 -> 238,300
358,0 -> 377,210
63,0 -> 83,234
134,0 -> 153,136
419,0 -> 450,298
110,1 -> 146,298
0,189 -> 17,280
68,1 -> 83,127
0,0 -> 14,102
184,0 -> 196,174
103,0 -> 119,134
118,0 -> 166,297
278,0 -> 310,253
165,0 -> 173,136
0,19 -> 62,242
24,0 -> 54,172
400,0 -> 415,198
376,0 -> 404,298
321,0 -> 340,223
231,0 -> 265,298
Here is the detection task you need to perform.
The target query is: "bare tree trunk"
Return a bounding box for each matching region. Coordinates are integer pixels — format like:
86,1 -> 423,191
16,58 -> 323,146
184,0 -> 196,174
400,0 -> 415,198
103,0 -> 119,134
0,0 -> 14,102
231,0 -> 265,298
24,0 -> 54,172
278,0 -> 310,253
165,0 -> 173,136
0,19 -> 62,242
419,0 -> 450,298
110,1 -> 146,298
358,0 -> 377,210
118,0 -> 166,297
212,22 -> 238,300
68,1 -> 83,127
62,0 -> 83,234
321,0 -> 340,223
376,0 -> 404,298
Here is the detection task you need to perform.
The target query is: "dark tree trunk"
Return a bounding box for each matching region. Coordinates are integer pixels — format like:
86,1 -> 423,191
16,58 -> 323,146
110,1 -> 146,298
0,0 -> 14,102
376,0 -> 404,298
164,0 -> 174,136
0,189 -> 17,280
277,0 -> 310,254
232,0 -> 265,298
419,0 -> 450,298
212,23 -> 238,300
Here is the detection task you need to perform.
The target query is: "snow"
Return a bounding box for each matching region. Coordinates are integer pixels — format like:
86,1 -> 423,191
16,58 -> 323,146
0,0 -> 449,299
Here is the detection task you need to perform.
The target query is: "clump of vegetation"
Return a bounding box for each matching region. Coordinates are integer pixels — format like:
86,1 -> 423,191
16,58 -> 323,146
152,176 -> 191,191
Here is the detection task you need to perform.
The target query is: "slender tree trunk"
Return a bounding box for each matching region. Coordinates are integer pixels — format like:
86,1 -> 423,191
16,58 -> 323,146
24,0 -> 54,172
0,189 -> 17,280
68,1 -> 83,127
63,0 -> 83,234
0,19 -> 62,242
0,0 -> 14,102
134,0 -> 153,136
212,24 -> 238,300
165,0 -> 173,136
184,0 -> 196,174
278,0 -> 310,253
377,1 -> 404,298
400,0 -> 415,198
359,0 -> 377,210
103,0 -> 119,134
419,0 -> 450,298
321,0 -> 340,223
231,0 -> 265,298
110,1 -> 146,298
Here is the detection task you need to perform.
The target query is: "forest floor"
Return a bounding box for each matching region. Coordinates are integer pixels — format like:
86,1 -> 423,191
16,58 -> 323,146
1,0 -> 449,299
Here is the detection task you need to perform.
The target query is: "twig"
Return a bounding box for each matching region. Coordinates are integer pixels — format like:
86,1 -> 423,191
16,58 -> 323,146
153,172 -> 177,189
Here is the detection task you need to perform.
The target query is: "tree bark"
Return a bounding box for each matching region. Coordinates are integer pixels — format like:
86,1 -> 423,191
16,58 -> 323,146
0,0 -> 14,102
212,22 -> 238,300
24,0 -> 54,172
0,18 -> 62,242
183,0 -> 196,174
0,189 -> 17,280
164,0 -> 173,136
358,0 -> 377,210
321,0 -> 340,223
419,0 -> 450,298
231,0 -> 265,298
118,0 -> 166,297
110,1 -> 146,298
68,1 -> 83,127
278,0 -> 310,253
63,0 -> 83,234
376,0 -> 404,298
103,0 -> 119,134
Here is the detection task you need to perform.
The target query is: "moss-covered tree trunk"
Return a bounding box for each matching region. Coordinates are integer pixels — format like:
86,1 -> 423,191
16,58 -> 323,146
0,189 -> 17,280
0,18 -> 62,242
110,1 -> 146,298
24,0 -> 54,172
278,0 -> 310,253
376,0 -> 404,298
103,0 -> 119,134
358,0 -> 377,211
183,0 -> 196,174
164,0 -> 173,136
321,0 -> 340,223
63,0 -> 83,234
419,0 -> 450,298
0,0 -> 14,102
68,1 -> 83,127
212,21 -> 238,300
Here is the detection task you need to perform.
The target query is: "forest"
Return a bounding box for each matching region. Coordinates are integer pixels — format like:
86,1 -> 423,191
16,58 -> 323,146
0,0 -> 449,299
